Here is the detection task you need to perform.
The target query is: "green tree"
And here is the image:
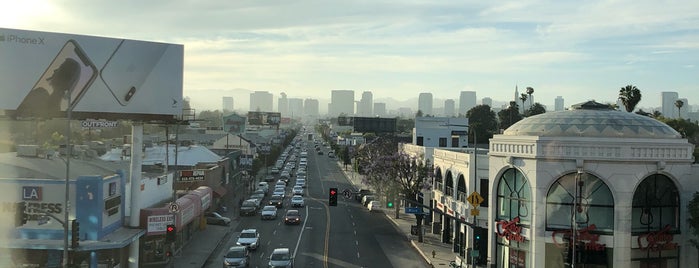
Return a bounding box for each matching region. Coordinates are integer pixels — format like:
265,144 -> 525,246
466,105 -> 498,144
527,102 -> 546,116
618,85 -> 642,112
526,87 -> 534,111
415,110 -> 424,117
676,100 -> 685,118
519,94 -> 528,115
687,192 -> 699,253
497,101 -> 523,130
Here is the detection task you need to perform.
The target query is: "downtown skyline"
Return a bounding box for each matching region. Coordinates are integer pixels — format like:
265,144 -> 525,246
2,1 -> 698,112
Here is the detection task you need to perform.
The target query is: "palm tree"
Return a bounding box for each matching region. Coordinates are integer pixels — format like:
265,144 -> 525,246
618,85 -> 642,112
526,87 -> 534,110
519,93 -> 528,115
675,100 -> 684,118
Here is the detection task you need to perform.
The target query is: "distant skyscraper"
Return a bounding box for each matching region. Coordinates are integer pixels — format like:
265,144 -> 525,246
555,96 -> 565,111
222,96 -> 234,112
288,98 -> 303,119
374,103 -> 387,117
304,99 -> 319,118
249,91 -> 273,112
329,90 -> 355,116
459,91 -> 477,116
444,99 -> 455,117
278,92 -> 288,116
482,97 -> 492,107
662,91 -> 679,118
418,92 -> 433,115
357,91 -> 373,116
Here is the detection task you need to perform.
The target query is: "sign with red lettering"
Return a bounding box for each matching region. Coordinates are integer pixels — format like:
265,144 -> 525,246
496,217 -> 526,242
638,225 -> 678,252
551,224 -> 606,251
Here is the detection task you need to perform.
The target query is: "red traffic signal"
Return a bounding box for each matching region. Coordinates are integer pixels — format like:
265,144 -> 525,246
329,188 -> 338,206
166,224 -> 176,242
330,189 -> 337,195
166,225 -> 175,232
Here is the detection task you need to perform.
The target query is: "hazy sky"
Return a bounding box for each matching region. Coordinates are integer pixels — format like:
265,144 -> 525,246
2,0 -> 698,112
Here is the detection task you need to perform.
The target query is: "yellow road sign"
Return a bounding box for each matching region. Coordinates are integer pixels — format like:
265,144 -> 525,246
467,192 -> 484,207
470,208 -> 480,216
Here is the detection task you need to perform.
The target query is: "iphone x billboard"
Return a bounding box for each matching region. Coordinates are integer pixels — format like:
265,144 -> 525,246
0,28 -> 183,120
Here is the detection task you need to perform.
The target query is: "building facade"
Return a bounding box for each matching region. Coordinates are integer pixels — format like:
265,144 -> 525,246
374,103 -> 387,117
329,90 -> 355,116
459,91 -> 477,116
413,117 -> 469,148
249,91 -> 273,112
444,99 -> 455,117
419,93 -> 434,116
357,91 -> 373,117
662,92 -> 679,119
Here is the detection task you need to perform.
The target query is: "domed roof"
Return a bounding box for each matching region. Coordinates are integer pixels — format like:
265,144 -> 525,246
503,101 -> 681,138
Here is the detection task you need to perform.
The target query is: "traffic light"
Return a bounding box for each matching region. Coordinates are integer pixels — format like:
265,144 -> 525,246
473,227 -> 487,266
15,202 -> 27,227
71,220 -> 80,248
387,201 -> 394,208
329,188 -> 338,206
166,224 -> 176,243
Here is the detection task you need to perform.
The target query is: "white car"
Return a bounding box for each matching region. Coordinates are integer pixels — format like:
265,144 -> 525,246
292,185 -> 304,196
273,188 -> 285,198
368,201 -> 383,212
261,205 -> 278,220
295,179 -> 306,188
236,229 -> 260,250
291,195 -> 305,207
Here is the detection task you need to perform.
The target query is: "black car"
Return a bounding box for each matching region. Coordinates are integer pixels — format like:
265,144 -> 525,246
268,195 -> 284,208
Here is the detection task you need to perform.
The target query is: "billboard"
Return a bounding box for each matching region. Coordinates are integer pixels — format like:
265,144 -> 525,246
223,113 -> 246,134
247,111 -> 281,126
0,28 -> 183,121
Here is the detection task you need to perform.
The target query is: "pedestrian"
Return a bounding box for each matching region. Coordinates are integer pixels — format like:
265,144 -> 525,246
432,250 -> 436,258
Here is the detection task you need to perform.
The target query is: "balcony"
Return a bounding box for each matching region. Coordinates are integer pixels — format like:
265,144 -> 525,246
434,182 -> 443,193
445,186 -> 454,197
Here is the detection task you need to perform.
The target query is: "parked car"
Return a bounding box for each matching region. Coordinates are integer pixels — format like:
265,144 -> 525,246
367,201 -> 383,212
268,248 -> 293,268
328,151 -> 335,158
284,210 -> 302,225
261,205 -> 278,220
240,199 -> 259,216
205,212 -> 231,226
236,229 -> 260,250
268,194 -> 284,208
361,195 -> 376,206
355,189 -> 372,202
291,195 -> 305,208
223,246 -> 249,267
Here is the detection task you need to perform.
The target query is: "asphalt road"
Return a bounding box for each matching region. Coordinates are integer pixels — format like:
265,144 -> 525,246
205,139 -> 428,268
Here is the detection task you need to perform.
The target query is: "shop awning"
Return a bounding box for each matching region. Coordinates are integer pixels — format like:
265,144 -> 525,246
213,185 -> 227,197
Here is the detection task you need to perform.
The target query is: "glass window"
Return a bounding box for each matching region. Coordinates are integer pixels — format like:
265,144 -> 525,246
434,167 -> 443,192
546,172 -> 614,233
496,168 -> 531,225
631,174 -> 679,233
439,137 -> 447,147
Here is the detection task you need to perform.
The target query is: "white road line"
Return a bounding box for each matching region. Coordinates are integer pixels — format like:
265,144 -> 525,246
292,205 -> 310,260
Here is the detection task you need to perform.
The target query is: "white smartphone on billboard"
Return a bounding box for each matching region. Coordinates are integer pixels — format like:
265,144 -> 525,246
100,39 -> 168,106
14,39 -> 98,119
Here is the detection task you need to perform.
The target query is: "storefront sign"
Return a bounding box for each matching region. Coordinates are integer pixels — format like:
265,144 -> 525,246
147,215 -> 174,233
552,224 -> 606,251
638,225 -> 678,252
436,202 -> 444,212
496,217 -> 526,242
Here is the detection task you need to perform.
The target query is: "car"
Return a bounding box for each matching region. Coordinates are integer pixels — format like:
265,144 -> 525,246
295,179 -> 306,188
257,182 -> 270,192
270,167 -> 280,174
268,248 -> 294,268
284,209 -> 302,225
264,175 -> 276,182
362,195 -> 376,206
275,180 -> 287,188
223,246 -> 250,267
273,188 -> 286,198
240,199 -> 259,216
328,151 -> 335,158
292,185 -> 304,196
355,189 -> 372,202
253,188 -> 267,197
291,195 -> 305,208
367,201 -> 383,212
236,229 -> 260,250
268,194 -> 284,208
250,193 -> 265,203
261,205 -> 278,220
205,212 -> 231,226
317,150 -> 323,155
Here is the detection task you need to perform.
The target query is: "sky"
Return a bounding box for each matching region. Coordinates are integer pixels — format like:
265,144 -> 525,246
2,0 -> 698,113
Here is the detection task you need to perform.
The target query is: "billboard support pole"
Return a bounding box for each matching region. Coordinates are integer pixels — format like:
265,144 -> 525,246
63,86 -> 73,267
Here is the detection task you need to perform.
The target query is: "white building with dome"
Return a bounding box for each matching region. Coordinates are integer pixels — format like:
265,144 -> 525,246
486,101 -> 698,267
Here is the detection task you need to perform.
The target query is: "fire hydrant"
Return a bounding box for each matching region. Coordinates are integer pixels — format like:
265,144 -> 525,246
432,250 -> 436,258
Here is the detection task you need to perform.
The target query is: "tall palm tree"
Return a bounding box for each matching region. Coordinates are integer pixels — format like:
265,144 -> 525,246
526,87 -> 534,110
618,85 -> 642,112
519,93 -> 528,115
675,100 -> 684,118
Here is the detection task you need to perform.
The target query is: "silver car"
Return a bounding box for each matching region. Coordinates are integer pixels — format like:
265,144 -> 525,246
261,205 -> 278,220
223,246 -> 249,267
236,229 -> 260,250
268,248 -> 293,268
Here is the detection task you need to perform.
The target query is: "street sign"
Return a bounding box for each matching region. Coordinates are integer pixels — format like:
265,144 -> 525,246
470,208 -> 480,216
168,202 -> 180,213
405,207 -> 422,214
342,189 -> 352,199
471,249 -> 479,258
467,192 -> 484,207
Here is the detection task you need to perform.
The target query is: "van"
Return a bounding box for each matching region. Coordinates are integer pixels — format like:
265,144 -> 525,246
361,195 -> 375,206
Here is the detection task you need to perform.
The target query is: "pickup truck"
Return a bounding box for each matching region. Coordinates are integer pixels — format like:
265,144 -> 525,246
240,199 -> 259,216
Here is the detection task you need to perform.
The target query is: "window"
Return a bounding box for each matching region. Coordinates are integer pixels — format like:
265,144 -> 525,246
631,174 -> 679,233
439,137 -> 447,147
497,168 -> 531,225
546,172 -> 614,232
417,136 -> 424,146
452,137 -> 459,147
480,178 -> 489,207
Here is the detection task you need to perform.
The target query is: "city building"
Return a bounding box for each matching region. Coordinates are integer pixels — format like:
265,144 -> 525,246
288,98 -> 303,120
329,90 -> 355,116
374,103 -> 387,117
482,97 -> 492,108
304,99 -> 319,123
444,99 -> 455,117
418,93 -> 434,116
413,117 -> 469,148
555,96 -> 564,111
249,91 -> 273,112
459,91 -> 477,116
357,91 -> 373,117
662,91 -> 679,118
222,96 -> 234,113
278,93 -> 288,116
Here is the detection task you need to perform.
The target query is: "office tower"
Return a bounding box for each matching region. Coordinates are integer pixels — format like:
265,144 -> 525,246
662,92 -> 679,118
418,92 -> 433,115
555,96 -> 564,111
304,99 -> 319,118
357,91 -> 373,116
444,99 -> 455,117
222,96 -> 234,112
482,97 -> 492,107
249,91 -> 273,112
374,103 -> 387,117
278,92 -> 288,116
288,98 -> 303,119
329,90 -> 355,116
459,91 -> 477,116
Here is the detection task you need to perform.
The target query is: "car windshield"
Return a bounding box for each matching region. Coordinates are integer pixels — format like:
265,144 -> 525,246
239,232 -> 256,238
225,249 -> 245,258
287,211 -> 299,216
242,201 -> 256,206
292,197 -> 302,201
271,252 -> 290,261
263,207 -> 275,211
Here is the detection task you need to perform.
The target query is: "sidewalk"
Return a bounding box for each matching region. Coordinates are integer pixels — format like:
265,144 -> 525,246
338,163 -> 458,267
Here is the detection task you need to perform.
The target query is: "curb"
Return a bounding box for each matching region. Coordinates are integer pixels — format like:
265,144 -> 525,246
200,221 -> 237,268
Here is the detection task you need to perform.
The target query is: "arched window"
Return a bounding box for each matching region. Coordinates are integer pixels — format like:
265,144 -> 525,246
546,172 -> 614,232
496,168 -> 531,225
632,174 -> 679,233
457,175 -> 467,203
445,171 -> 454,196
434,167 -> 443,192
